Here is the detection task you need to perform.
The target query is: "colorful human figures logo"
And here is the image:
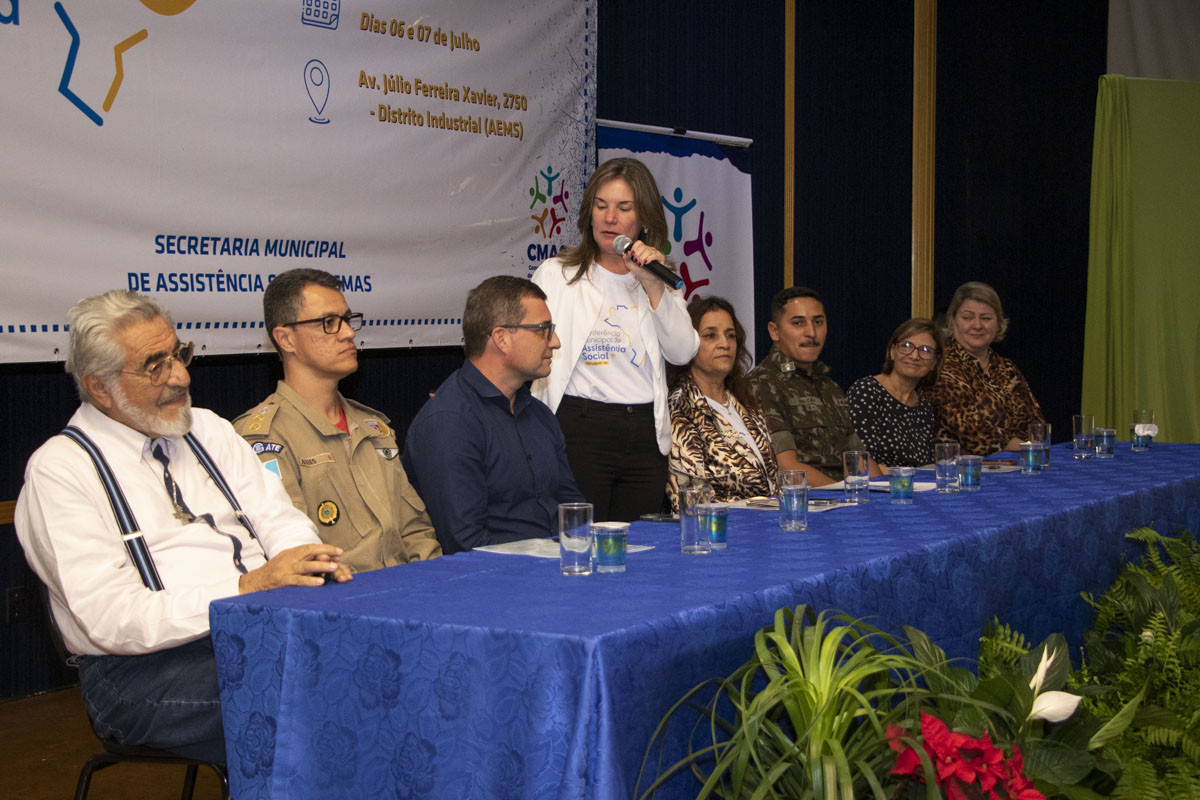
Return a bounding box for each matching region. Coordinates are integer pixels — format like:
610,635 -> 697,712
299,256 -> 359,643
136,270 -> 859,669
526,164 -> 572,272
660,186 -> 717,299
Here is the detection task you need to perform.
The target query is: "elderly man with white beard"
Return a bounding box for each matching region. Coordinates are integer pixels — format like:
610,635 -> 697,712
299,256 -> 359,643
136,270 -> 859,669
14,290 -> 351,764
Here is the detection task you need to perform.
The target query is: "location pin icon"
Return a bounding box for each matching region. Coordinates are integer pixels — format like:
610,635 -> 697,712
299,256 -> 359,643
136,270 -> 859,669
304,59 -> 330,123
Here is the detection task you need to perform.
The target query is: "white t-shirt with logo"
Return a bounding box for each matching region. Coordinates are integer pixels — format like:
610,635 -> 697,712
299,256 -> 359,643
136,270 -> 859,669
564,268 -> 655,404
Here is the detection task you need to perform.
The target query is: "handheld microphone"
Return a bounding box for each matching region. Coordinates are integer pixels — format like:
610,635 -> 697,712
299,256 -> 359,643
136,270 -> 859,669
613,235 -> 684,290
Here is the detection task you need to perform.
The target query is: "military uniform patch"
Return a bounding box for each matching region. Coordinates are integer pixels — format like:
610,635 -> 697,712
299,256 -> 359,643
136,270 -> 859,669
316,500 -> 339,526
365,419 -> 390,436
375,447 -> 398,460
252,442 -> 285,454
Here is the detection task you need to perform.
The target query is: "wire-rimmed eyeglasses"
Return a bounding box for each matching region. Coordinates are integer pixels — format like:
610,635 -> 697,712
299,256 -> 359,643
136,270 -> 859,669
895,340 -> 938,360
122,341 -> 195,386
285,311 -> 364,335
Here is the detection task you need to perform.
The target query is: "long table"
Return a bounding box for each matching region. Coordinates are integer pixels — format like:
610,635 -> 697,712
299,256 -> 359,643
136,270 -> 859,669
211,442 -> 1200,799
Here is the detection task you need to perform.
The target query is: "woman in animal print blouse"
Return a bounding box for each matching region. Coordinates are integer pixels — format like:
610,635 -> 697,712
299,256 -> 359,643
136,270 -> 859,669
666,296 -> 776,511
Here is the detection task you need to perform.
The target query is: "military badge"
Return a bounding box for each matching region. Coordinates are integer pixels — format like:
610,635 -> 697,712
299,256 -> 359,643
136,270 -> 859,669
316,500 -> 339,526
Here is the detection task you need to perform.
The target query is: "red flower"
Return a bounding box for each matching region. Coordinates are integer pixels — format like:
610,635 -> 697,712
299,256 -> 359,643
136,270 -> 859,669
887,723 -> 923,777
1001,745 -> 1046,800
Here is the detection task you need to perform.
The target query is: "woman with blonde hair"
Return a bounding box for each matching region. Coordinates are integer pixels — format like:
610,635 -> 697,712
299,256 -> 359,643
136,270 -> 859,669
926,281 -> 1044,455
531,158 -> 698,521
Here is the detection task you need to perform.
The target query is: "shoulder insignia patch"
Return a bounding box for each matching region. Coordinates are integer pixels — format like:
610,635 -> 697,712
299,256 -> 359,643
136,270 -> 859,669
364,419 -> 390,437
237,403 -> 279,436
316,500 -> 339,526
252,442 -> 285,455
263,459 -> 282,479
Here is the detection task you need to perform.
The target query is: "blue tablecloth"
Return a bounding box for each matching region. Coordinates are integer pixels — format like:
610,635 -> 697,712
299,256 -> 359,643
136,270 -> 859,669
211,442 -> 1200,800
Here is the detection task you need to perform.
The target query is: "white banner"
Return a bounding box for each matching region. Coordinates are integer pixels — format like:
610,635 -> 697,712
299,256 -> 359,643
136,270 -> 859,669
597,122 -> 756,355
0,0 -> 594,362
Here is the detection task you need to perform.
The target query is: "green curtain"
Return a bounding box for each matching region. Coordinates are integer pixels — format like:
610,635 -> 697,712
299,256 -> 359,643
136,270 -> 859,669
1083,75 -> 1200,443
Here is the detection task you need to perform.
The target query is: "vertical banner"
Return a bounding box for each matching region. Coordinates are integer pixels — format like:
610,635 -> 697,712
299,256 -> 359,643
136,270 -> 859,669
0,1 -> 594,362
598,121 -> 755,354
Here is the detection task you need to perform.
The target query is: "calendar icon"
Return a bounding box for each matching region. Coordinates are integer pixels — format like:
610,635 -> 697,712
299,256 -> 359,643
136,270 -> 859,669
301,0 -> 339,30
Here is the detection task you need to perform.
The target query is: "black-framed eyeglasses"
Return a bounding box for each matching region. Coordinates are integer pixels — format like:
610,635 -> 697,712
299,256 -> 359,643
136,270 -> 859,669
285,311 -> 364,334
123,341 -> 194,386
896,340 -> 938,360
500,321 -> 556,340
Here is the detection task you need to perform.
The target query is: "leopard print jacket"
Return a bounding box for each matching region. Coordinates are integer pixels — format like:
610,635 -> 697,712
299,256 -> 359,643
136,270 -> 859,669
925,338 -> 1045,456
666,374 -> 777,511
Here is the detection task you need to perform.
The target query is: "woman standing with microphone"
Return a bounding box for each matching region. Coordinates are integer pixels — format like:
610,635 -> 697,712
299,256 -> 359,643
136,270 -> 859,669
532,158 -> 699,522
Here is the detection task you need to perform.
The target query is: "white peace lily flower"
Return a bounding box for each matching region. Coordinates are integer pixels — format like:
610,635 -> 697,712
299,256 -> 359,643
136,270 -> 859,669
1030,690 -> 1082,722
1029,647 -> 1054,695
1027,646 -> 1081,722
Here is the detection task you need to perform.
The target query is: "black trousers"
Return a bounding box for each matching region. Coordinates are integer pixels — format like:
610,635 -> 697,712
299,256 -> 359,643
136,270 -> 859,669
556,395 -> 668,522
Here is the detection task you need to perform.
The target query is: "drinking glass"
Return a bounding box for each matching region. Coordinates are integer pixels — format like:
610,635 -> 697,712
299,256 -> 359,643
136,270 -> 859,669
1073,414 -> 1094,460
680,487 -> 712,554
934,442 -> 960,493
777,469 -> 808,531
842,450 -> 870,504
1028,422 -> 1051,470
558,503 -> 593,575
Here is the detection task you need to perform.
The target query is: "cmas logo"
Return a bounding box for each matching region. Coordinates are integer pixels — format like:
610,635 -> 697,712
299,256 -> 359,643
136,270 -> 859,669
525,164 -> 571,273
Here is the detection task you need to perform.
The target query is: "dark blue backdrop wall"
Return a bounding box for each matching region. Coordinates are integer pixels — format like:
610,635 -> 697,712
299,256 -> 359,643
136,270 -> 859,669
0,1 -> 1106,700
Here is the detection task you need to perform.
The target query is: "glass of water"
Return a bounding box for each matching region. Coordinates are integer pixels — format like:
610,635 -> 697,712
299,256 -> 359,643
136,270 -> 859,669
680,487 -> 712,554
777,469 -> 807,531
934,441 -> 960,493
1072,414 -> 1094,460
1094,427 -> 1116,458
842,450 -> 870,504
558,503 -> 593,575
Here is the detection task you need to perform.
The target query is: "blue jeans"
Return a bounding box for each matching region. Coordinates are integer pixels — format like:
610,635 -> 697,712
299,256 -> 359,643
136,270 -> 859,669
77,636 -> 227,764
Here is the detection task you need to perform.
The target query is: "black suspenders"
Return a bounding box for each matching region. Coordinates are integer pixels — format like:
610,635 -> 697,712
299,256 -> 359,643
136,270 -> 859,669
61,426 -> 259,591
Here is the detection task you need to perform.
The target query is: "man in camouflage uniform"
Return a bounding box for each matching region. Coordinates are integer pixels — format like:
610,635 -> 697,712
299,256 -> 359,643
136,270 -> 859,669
235,269 -> 440,573
747,286 -> 882,486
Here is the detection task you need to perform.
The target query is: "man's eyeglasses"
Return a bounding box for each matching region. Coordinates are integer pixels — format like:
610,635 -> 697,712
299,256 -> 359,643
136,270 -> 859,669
896,340 -> 938,360
500,321 -> 556,340
123,341 -> 194,386
285,311 -> 364,334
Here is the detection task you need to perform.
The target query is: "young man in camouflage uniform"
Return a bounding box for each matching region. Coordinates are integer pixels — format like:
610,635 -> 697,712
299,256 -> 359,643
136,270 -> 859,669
235,269 -> 440,573
746,286 -> 882,487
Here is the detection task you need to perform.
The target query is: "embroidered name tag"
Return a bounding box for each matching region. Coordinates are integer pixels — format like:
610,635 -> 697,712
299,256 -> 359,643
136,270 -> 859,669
301,453 -> 335,466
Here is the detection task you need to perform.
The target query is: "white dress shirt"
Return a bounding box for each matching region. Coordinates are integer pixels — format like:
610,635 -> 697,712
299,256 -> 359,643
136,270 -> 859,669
15,403 -> 321,656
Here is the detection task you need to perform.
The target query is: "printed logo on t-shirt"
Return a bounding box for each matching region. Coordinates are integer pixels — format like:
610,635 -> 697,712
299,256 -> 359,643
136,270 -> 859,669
581,304 -> 644,367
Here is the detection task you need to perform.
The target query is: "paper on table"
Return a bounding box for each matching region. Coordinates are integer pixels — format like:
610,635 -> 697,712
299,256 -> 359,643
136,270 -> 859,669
475,537 -> 655,559
811,479 -> 938,493
730,497 -> 850,512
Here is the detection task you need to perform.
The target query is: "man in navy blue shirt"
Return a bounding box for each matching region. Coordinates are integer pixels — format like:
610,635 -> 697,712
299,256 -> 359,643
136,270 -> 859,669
402,276 -> 584,554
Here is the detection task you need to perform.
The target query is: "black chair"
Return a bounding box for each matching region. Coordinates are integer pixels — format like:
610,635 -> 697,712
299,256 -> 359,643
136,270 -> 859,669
35,581 -> 230,800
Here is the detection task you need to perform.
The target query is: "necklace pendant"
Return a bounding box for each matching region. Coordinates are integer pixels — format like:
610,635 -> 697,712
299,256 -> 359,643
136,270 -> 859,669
173,505 -> 192,524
